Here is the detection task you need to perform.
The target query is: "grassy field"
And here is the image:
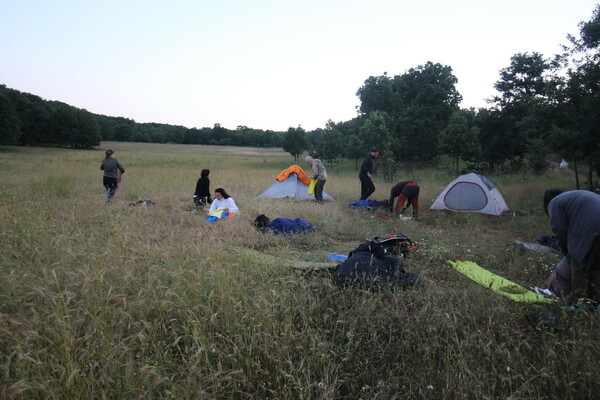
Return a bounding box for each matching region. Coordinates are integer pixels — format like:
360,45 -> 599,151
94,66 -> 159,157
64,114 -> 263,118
1,142 -> 598,399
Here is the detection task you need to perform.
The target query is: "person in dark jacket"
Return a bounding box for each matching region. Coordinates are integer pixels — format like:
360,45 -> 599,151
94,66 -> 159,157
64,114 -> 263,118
389,180 -> 420,218
544,189 -> 600,303
193,169 -> 212,207
359,149 -> 379,200
100,149 -> 125,204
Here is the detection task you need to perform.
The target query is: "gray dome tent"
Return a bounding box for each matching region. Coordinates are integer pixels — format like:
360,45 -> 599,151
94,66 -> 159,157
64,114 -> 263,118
430,173 -> 509,216
255,172 -> 333,201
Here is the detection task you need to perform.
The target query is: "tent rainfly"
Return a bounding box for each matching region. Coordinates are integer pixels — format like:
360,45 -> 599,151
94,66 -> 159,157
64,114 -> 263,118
430,172 -> 509,216
254,165 -> 334,201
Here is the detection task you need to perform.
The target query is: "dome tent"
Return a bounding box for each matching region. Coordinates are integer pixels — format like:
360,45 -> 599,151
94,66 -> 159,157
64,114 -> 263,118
430,173 -> 509,216
254,165 -> 334,201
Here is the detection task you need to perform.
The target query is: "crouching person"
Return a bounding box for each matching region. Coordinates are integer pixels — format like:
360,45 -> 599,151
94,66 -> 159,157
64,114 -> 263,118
544,189 -> 600,304
193,169 -> 212,208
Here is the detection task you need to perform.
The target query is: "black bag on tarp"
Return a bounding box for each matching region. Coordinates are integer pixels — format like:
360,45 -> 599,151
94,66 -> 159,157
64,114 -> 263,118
335,240 -> 421,287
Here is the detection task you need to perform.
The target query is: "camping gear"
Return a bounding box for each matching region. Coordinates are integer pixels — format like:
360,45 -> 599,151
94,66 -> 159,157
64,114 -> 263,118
276,165 -> 311,185
260,218 -> 319,236
255,166 -> 333,201
430,173 -> 510,216
448,260 -> 552,303
128,200 -> 155,206
308,179 -> 317,195
348,199 -> 389,210
373,234 -> 418,258
233,247 -> 334,270
335,240 -> 422,287
526,312 -> 571,334
514,240 -> 562,256
328,254 -> 348,261
207,208 -> 235,223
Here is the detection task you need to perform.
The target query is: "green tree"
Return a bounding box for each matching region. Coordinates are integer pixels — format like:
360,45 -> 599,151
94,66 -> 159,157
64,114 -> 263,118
312,121 -> 344,170
356,74 -> 394,114
113,123 -> 134,142
551,5 -> 600,189
393,62 -> 462,168
359,111 -> 395,181
438,110 -> 480,175
0,90 -> 21,145
489,52 -> 553,172
356,62 -> 461,171
73,110 -> 101,149
282,126 -> 307,162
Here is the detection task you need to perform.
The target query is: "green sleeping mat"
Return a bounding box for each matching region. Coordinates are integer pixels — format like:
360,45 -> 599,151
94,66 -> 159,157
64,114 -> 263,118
233,247 -> 335,270
448,260 -> 552,304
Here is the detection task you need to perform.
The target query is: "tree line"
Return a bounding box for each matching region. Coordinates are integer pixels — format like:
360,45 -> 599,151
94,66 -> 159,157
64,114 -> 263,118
284,5 -> 599,189
0,88 -> 285,149
1,6 -> 598,188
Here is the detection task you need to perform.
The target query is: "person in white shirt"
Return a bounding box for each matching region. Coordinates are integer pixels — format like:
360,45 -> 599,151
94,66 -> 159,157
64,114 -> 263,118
207,188 -> 239,215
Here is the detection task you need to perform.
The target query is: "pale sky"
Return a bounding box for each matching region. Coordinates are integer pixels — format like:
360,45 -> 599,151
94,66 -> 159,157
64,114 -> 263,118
1,1 -> 597,131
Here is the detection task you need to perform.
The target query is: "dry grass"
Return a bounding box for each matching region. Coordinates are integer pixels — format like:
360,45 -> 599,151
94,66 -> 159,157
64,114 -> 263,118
1,142 -> 598,399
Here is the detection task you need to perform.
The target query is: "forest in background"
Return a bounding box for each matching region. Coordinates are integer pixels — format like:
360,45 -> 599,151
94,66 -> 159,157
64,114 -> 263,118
1,5 -> 598,187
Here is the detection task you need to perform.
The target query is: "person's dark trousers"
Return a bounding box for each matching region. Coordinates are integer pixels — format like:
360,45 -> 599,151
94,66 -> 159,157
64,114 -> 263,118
359,174 -> 375,200
571,235 -> 600,303
103,176 -> 118,203
315,179 -> 326,202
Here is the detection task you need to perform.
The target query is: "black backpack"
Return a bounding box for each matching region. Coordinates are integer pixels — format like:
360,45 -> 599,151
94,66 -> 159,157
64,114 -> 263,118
372,233 -> 417,258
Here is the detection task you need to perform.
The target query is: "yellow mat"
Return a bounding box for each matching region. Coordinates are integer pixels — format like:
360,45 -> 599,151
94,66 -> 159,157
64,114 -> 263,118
308,179 -> 317,195
233,247 -> 334,270
448,260 -> 552,304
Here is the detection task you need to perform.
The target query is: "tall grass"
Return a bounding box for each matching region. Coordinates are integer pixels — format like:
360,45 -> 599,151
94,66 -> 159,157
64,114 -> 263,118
0,143 -> 597,399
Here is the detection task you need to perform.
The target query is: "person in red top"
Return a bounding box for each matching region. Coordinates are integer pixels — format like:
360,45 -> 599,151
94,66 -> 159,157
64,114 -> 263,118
389,180 -> 420,218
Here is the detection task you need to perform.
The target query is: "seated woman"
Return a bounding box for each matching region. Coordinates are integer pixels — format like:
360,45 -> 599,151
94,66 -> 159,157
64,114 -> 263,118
206,188 -> 239,223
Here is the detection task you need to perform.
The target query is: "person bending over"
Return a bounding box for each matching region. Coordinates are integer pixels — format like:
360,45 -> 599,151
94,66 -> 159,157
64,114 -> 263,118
389,180 -> 420,218
544,189 -> 600,304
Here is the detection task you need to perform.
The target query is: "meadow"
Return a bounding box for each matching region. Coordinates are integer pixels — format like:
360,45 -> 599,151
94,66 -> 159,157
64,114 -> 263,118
1,142 -> 598,400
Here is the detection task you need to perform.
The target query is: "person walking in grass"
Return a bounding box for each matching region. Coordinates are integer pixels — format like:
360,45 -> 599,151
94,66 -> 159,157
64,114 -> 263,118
389,180 -> 420,219
305,156 -> 327,203
359,149 -> 379,200
544,189 -> 600,304
101,149 -> 125,204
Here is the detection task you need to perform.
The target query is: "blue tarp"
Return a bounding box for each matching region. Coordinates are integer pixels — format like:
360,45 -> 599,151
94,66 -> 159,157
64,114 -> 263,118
348,199 -> 388,210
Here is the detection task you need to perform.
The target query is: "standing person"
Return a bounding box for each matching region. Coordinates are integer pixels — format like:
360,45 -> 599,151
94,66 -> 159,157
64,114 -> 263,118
359,149 -> 379,200
193,169 -> 212,208
101,149 -> 125,204
389,180 -> 420,218
305,156 -> 327,203
543,189 -> 600,304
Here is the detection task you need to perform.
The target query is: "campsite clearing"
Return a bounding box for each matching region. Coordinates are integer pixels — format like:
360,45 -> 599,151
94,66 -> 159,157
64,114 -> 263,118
1,142 -> 596,400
